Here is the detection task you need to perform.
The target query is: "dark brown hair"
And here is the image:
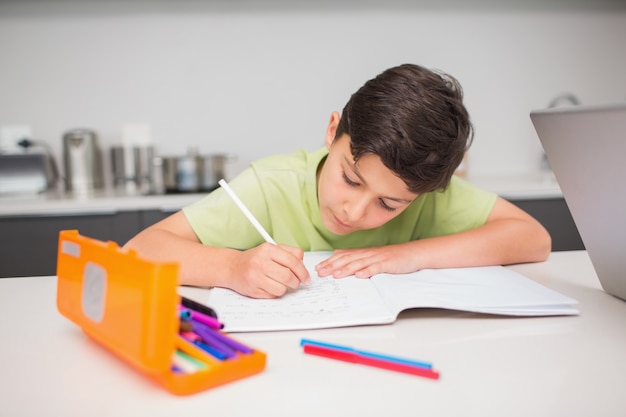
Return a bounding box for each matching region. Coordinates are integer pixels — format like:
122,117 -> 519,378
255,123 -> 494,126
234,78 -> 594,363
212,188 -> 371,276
335,64 -> 473,194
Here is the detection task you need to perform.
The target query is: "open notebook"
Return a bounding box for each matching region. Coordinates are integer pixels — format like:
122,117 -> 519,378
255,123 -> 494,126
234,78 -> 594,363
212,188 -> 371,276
207,252 -> 578,332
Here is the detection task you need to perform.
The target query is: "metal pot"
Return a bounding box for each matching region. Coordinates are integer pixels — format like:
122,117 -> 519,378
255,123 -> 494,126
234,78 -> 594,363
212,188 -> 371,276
111,145 -> 155,193
161,156 -> 180,193
62,129 -> 104,192
199,153 -> 228,191
161,153 -> 233,193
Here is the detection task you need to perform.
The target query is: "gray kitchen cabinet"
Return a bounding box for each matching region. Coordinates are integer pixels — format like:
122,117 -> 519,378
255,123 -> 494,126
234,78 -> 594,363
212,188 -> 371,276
0,208 -> 182,278
140,209 -> 177,228
0,212 -> 141,278
508,197 -> 584,252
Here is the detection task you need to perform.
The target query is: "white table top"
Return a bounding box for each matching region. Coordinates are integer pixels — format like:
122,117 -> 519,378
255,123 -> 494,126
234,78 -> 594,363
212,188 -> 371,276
1,250 -> 624,417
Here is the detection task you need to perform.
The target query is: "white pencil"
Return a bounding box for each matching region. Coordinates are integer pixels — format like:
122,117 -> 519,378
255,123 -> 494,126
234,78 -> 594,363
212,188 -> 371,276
218,179 -> 277,245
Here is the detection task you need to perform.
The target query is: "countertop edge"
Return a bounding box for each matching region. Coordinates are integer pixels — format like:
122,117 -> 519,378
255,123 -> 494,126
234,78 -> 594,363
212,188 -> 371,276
0,172 -> 562,217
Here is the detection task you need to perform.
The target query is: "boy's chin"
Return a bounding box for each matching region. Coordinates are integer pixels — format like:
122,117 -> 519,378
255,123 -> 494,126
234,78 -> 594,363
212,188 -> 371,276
330,228 -> 353,236
322,217 -> 357,236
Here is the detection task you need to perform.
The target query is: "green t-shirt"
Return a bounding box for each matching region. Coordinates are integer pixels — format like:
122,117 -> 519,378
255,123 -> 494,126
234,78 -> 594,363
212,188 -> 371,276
183,147 -> 497,250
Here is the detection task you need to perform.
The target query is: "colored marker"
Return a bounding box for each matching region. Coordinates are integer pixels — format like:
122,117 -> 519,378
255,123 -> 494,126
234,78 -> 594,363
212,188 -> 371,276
180,306 -> 224,330
172,349 -> 207,373
181,296 -> 219,319
195,323 -> 254,354
179,320 -> 194,333
180,331 -> 201,342
171,364 -> 185,374
194,340 -> 230,361
191,321 -> 238,359
179,308 -> 192,321
179,333 -> 229,361
300,339 -> 432,369
302,344 -> 440,380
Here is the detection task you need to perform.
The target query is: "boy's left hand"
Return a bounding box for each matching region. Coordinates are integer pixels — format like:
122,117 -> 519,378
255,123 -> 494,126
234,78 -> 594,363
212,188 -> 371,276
315,246 -> 415,279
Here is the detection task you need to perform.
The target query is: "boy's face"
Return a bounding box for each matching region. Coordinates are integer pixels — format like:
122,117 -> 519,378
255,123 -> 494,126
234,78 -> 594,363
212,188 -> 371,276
317,113 -> 418,235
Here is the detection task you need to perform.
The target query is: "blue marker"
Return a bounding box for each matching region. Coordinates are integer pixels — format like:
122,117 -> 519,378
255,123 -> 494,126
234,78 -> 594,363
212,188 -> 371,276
300,338 -> 432,369
179,308 -> 192,321
193,340 -> 229,361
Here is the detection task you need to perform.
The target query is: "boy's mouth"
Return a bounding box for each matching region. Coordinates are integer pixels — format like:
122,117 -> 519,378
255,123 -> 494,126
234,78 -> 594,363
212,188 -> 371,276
332,213 -> 353,231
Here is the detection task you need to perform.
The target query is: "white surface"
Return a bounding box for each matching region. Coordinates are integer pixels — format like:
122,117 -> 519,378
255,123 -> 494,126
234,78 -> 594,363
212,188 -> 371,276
1,251 -> 626,417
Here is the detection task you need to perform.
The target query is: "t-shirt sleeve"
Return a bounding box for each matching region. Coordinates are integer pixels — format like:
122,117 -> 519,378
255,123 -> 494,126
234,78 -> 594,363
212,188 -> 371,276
182,167 -> 271,249
411,176 -> 498,239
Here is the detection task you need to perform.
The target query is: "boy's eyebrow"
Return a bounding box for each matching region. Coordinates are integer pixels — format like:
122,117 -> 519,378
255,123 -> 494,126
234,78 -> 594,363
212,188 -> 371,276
386,195 -> 415,204
346,156 -> 414,204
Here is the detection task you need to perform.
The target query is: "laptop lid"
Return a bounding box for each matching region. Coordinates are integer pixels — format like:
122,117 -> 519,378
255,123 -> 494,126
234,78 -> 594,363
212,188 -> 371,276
530,102 -> 626,301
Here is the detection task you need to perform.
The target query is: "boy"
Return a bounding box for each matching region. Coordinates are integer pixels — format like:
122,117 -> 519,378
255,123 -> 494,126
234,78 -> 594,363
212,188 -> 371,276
124,64 -> 551,298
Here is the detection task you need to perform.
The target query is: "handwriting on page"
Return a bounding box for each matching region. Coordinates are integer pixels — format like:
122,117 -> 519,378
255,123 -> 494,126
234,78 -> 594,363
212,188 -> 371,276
211,276 -> 351,323
208,252 -> 396,331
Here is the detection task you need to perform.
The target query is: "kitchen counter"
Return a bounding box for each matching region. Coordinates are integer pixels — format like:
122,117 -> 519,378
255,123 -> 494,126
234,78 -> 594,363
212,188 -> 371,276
0,172 -> 562,217
0,188 -> 206,217
467,171 -> 561,200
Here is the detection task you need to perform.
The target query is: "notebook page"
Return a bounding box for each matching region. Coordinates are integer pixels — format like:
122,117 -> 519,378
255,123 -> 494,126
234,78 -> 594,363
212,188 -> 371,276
372,265 -> 578,317
207,252 -> 394,332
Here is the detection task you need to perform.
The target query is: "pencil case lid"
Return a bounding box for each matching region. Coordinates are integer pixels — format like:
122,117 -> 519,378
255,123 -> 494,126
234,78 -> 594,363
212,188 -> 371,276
56,230 -> 180,375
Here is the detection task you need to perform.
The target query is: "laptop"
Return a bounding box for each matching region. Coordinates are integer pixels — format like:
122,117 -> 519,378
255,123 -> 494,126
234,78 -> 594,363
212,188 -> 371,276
530,102 -> 626,301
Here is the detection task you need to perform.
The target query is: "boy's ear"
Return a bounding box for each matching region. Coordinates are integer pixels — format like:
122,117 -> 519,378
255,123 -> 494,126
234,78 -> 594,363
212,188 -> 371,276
324,111 -> 341,149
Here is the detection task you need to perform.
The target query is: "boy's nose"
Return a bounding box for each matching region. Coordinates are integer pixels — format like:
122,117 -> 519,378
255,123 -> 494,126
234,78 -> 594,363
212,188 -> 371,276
344,198 -> 368,222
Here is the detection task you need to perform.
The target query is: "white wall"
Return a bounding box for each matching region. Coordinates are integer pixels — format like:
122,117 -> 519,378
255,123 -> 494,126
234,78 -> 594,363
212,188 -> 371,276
1,1 -> 625,183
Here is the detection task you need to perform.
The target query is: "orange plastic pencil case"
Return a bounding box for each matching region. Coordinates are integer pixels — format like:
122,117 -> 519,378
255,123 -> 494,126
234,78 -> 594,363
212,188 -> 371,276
56,230 -> 266,395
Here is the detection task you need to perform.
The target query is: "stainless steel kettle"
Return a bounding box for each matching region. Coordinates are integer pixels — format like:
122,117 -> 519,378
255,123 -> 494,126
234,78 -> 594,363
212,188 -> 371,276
62,129 -> 104,192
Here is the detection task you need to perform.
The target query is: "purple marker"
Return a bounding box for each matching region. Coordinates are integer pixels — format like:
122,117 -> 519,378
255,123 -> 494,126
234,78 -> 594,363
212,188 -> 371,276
191,320 -> 238,359
192,319 -> 253,354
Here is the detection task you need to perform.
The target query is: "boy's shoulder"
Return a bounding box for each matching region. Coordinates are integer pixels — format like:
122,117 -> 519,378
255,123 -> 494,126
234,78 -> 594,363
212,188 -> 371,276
251,147 -> 328,174
420,175 -> 497,213
243,148 -> 327,211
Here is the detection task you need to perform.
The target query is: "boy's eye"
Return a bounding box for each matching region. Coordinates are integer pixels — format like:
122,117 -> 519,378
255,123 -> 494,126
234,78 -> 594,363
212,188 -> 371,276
379,200 -> 397,212
343,172 -> 397,212
343,172 -> 359,187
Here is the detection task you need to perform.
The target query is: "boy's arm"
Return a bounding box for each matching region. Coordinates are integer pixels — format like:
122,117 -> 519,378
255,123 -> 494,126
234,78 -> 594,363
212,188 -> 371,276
123,211 -> 310,298
315,197 -> 552,278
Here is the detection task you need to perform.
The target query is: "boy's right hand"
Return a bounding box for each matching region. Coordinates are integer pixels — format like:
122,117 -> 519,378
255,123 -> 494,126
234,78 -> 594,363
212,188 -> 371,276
228,243 -> 310,298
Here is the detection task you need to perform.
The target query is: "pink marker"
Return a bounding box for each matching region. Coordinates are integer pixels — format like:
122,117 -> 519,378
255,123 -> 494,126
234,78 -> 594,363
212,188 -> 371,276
179,306 -> 224,330
180,331 -> 201,342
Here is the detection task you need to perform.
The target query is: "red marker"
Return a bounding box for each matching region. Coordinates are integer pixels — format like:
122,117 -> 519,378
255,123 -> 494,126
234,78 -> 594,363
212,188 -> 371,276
303,344 -> 440,380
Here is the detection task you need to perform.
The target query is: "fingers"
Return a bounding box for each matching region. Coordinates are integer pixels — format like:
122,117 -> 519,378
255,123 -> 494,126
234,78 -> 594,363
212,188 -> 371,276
278,244 -> 305,261
238,244 -> 310,298
274,244 -> 309,285
264,255 -> 306,290
315,250 -> 381,279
